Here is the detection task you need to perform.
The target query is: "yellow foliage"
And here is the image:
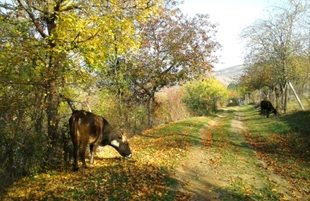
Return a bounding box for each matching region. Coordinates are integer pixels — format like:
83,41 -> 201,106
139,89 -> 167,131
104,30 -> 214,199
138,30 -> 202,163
183,78 -> 229,115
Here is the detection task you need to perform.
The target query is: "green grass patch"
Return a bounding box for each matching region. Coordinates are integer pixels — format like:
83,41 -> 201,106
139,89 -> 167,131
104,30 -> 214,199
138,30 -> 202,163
240,105 -> 310,199
211,107 -> 282,200
161,177 -> 179,201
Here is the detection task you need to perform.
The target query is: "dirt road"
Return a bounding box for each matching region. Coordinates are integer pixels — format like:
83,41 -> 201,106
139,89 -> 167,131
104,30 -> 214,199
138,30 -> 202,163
175,108 -> 293,201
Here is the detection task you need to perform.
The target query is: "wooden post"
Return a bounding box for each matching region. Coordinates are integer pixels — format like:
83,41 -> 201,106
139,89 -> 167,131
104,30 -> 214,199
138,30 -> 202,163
288,81 -> 304,110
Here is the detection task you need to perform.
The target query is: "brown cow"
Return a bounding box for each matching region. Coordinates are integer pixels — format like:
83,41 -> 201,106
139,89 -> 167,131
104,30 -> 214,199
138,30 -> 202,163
69,110 -> 132,171
260,100 -> 278,118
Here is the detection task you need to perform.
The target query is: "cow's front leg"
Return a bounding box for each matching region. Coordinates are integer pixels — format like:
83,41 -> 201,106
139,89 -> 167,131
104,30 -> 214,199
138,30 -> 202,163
89,144 -> 98,164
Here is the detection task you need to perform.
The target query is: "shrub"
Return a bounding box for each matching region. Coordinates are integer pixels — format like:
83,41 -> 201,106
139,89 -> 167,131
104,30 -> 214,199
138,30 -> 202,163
182,78 -> 229,116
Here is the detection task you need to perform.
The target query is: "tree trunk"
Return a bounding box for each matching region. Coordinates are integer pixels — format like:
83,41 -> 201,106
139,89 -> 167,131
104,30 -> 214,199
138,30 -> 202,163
147,97 -> 152,128
145,89 -> 157,128
46,79 -> 60,147
117,92 -> 131,131
275,87 -> 280,111
283,83 -> 288,114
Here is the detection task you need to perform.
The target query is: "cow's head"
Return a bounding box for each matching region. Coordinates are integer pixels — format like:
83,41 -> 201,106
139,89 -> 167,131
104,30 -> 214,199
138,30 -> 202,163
110,134 -> 132,159
272,108 -> 278,115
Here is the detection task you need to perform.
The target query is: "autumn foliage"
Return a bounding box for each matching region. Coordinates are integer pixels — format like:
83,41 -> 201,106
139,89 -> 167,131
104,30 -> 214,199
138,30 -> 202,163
183,78 -> 229,115
0,0 -> 222,194
2,117 -> 207,200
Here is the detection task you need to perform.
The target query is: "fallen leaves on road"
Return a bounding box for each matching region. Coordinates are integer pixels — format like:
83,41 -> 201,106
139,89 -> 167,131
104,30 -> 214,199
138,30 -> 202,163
2,118 -> 208,201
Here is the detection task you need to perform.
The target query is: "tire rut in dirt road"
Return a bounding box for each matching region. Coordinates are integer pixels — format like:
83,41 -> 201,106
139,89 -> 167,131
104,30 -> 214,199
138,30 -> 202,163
174,112 -> 228,201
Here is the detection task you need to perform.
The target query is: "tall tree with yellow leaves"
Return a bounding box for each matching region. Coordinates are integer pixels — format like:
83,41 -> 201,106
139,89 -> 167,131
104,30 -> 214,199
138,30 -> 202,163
0,0 -> 161,147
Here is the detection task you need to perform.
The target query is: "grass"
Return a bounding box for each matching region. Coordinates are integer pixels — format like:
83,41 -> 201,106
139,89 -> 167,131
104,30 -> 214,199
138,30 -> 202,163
209,107 -> 281,200
240,105 -> 310,200
2,106 -> 309,200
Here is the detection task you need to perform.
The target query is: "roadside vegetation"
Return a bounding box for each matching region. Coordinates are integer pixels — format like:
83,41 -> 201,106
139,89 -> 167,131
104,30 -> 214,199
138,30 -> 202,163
1,117 -> 210,201
2,105 -> 309,200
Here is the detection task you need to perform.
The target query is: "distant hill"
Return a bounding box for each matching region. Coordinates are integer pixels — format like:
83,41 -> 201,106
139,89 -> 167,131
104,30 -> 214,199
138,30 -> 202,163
212,64 -> 245,87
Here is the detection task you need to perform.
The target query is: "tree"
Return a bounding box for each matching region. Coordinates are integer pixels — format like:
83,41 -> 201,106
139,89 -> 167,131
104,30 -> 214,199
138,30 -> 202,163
126,1 -> 220,126
240,0 -> 309,112
0,0 -> 161,192
0,0 -> 160,145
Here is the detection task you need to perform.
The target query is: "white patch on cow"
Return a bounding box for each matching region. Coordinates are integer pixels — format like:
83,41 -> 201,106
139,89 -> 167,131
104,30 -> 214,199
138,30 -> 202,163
111,140 -> 120,148
125,154 -> 132,159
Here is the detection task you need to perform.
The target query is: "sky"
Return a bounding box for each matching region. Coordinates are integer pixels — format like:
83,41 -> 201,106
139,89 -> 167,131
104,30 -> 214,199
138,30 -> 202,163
179,0 -> 277,70
0,0 -> 280,71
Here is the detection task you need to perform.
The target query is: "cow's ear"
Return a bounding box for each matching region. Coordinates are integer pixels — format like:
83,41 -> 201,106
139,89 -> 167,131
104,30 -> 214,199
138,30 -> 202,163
122,134 -> 127,142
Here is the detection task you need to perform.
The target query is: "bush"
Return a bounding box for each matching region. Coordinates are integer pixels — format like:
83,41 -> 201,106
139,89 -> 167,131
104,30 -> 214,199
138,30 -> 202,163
182,78 -> 229,116
0,87 -> 67,195
154,86 -> 191,124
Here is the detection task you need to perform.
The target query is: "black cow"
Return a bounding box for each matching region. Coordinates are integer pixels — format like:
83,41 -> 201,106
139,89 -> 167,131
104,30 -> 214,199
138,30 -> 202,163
260,100 -> 278,118
69,110 -> 132,171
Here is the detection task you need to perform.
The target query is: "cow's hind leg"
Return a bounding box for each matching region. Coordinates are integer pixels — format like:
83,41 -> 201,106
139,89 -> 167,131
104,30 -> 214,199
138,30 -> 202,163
72,143 -> 79,171
261,109 -> 266,118
79,143 -> 88,168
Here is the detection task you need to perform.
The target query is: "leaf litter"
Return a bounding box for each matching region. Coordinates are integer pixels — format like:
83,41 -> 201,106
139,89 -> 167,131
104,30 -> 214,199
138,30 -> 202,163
2,108 -> 310,200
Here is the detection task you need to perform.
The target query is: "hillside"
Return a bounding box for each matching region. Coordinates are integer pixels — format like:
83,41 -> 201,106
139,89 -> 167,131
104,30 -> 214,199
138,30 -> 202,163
212,64 -> 245,87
